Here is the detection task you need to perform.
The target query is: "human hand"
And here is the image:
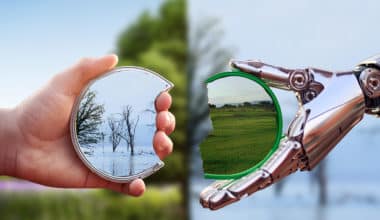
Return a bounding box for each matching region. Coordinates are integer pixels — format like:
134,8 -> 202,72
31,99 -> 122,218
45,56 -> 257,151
0,55 -> 175,196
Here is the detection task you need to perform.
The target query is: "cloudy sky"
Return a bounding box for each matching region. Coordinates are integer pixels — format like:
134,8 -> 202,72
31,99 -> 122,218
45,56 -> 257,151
208,76 -> 271,107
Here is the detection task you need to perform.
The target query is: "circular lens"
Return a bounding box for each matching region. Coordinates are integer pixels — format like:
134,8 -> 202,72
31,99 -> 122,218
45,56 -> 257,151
200,72 -> 282,179
70,67 -> 173,182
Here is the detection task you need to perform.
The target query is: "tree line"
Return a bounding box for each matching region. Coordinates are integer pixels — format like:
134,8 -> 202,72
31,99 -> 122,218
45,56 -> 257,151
208,100 -> 274,109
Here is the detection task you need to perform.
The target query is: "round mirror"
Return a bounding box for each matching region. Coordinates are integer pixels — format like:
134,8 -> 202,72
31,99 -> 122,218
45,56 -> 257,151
200,72 -> 282,179
70,66 -> 173,183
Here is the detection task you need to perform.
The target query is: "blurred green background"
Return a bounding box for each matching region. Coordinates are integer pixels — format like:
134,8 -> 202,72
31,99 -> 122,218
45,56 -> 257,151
0,0 -> 188,219
0,185 -> 181,220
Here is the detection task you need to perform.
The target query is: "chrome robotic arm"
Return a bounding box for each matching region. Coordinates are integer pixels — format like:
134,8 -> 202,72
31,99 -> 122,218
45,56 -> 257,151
200,54 -> 380,210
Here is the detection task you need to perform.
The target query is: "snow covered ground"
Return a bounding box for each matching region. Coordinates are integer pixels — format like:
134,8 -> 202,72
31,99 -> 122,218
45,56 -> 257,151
84,144 -> 160,177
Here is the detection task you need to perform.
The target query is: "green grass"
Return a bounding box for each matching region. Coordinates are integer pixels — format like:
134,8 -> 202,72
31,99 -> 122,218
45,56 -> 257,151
200,106 -> 278,177
0,185 -> 183,220
0,176 -> 11,180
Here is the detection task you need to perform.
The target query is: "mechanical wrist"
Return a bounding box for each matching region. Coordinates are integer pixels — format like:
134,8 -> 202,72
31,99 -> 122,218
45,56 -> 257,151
355,55 -> 380,115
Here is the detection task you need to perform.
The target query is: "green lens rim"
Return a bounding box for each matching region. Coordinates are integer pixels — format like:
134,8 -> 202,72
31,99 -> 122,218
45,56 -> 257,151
203,71 -> 283,180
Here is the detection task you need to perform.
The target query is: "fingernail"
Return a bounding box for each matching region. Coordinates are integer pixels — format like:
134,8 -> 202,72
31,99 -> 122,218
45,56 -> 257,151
169,112 -> 174,124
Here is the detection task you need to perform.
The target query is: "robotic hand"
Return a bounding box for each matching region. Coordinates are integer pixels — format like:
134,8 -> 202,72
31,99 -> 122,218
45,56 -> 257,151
200,54 -> 380,210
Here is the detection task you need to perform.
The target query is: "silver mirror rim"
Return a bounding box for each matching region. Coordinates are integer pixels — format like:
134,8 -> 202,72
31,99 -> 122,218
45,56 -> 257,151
70,66 -> 173,183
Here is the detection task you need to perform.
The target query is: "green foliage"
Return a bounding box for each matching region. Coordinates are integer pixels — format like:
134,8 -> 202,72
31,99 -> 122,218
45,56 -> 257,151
117,0 -> 186,61
117,12 -> 157,58
0,176 -> 10,180
148,152 -> 185,183
0,1 -> 188,220
0,185 -> 182,220
116,0 -> 187,183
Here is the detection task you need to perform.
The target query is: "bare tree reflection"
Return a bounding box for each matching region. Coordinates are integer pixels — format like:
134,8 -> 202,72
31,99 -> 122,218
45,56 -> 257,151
119,105 -> 140,156
143,101 -> 156,128
108,116 -> 122,152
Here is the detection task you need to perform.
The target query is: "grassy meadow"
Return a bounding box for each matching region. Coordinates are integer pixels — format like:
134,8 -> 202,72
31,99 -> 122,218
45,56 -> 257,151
200,105 -> 278,177
0,185 -> 182,220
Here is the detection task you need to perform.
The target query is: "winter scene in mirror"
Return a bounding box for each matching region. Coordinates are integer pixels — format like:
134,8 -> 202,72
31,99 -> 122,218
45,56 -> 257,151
74,68 -> 172,178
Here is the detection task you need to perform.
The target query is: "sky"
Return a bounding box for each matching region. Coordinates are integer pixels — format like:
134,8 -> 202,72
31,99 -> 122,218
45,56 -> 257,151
0,0 -> 162,108
189,0 -> 380,181
189,0 -> 380,218
208,76 -> 271,106
2,1 -> 380,218
88,67 -> 171,146
1,0 -> 380,185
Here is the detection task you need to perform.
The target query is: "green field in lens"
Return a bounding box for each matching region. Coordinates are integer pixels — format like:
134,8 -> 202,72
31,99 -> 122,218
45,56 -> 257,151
201,72 -> 283,180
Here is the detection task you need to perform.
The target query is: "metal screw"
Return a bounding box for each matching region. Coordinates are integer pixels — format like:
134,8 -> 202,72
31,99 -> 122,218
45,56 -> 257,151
290,70 -> 309,91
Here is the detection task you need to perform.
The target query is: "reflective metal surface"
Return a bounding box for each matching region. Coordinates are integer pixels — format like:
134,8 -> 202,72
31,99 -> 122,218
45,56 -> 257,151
70,66 -> 173,183
302,72 -> 365,169
358,54 -> 380,69
200,55 -> 379,210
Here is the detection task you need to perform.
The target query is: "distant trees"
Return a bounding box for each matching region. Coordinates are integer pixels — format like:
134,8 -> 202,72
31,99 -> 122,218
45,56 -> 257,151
119,105 -> 140,156
258,100 -> 273,106
76,90 -> 105,150
222,104 -> 235,108
107,116 -> 122,152
76,90 -> 141,155
106,106 -> 140,155
212,101 -> 274,109
143,101 -> 156,128
208,104 -> 216,108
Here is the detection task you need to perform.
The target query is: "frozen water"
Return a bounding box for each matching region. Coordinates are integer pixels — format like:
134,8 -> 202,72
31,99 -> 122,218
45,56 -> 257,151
83,144 -> 160,177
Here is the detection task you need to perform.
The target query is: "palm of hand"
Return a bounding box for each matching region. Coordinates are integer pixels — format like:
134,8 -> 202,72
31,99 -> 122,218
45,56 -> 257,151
16,80 -> 91,188
9,55 -> 174,196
